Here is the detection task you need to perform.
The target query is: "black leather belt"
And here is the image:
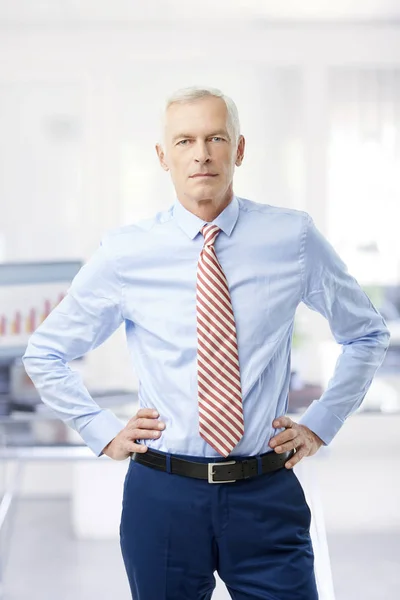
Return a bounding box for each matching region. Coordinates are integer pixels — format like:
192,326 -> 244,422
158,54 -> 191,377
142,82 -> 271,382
131,447 -> 295,483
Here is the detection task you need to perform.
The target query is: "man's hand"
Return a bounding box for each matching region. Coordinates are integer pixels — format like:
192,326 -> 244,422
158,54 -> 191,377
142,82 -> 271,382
102,408 -> 165,461
269,416 -> 325,469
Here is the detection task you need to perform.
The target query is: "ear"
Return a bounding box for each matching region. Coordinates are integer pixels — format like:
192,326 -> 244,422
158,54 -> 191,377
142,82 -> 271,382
235,135 -> 245,167
155,143 -> 169,172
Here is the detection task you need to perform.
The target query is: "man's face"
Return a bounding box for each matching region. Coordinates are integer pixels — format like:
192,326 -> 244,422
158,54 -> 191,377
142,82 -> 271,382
156,96 -> 245,207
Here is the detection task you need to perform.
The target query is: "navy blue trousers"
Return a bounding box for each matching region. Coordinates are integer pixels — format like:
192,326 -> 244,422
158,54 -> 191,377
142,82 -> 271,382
119,449 -> 318,600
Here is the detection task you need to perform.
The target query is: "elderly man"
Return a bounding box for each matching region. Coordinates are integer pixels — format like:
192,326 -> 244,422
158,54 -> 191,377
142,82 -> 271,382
22,86 -> 390,599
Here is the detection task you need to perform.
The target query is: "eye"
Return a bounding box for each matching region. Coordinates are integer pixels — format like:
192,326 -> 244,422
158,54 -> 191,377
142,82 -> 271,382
211,136 -> 223,142
177,139 -> 189,146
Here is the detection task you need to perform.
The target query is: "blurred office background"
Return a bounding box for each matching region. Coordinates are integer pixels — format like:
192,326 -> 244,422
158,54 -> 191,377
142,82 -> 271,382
0,1 -> 400,599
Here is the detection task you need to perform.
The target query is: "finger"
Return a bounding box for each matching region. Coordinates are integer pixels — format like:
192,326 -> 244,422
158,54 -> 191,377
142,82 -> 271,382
273,437 -> 299,454
273,416 -> 293,429
130,441 -> 148,453
269,428 -> 297,448
128,408 -> 159,424
137,407 -> 159,418
285,447 -> 307,469
128,418 -> 165,431
130,428 -> 163,440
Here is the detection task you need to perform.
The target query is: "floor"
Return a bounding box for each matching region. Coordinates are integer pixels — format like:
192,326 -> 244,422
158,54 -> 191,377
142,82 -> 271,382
1,498 -> 399,600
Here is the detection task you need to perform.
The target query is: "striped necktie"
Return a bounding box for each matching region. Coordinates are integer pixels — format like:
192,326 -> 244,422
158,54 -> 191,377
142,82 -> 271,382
196,223 -> 244,457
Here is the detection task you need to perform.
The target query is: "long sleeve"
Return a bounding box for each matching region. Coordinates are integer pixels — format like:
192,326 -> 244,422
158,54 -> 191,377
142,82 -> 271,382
22,236 -> 126,457
297,214 -> 391,445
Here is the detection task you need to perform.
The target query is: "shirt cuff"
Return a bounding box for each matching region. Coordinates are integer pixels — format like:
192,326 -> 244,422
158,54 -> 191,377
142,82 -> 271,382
79,409 -> 126,457
298,399 -> 344,446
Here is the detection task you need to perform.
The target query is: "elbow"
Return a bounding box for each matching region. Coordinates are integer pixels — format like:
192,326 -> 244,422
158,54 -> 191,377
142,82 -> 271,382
381,326 -> 391,350
367,325 -> 391,352
21,340 -> 39,377
22,338 -> 34,367
377,315 -> 391,348
343,325 -> 391,350
21,336 -> 52,376
370,326 -> 391,348
22,335 -> 68,381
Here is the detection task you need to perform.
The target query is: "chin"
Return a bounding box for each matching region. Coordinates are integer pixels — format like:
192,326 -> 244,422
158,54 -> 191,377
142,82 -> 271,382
191,179 -> 216,186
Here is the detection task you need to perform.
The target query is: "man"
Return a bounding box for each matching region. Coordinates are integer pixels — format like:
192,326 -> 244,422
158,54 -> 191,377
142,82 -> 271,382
22,86 -> 390,599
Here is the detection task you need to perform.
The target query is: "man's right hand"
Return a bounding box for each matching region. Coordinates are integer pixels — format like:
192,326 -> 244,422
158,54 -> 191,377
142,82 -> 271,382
101,408 -> 165,461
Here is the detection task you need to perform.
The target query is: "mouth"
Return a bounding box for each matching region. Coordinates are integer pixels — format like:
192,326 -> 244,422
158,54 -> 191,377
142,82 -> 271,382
190,174 -> 218,179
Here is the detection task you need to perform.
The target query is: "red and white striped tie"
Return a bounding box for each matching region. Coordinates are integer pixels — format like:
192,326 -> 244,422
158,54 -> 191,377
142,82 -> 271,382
196,223 -> 244,457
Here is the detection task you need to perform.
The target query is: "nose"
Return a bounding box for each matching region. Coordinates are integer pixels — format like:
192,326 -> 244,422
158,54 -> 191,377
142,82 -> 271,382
194,140 -> 211,164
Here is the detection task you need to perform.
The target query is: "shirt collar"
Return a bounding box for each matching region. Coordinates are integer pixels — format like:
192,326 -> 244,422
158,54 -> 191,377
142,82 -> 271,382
172,194 -> 240,240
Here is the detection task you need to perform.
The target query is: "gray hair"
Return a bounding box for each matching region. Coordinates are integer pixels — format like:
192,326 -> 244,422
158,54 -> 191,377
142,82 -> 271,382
162,85 -> 241,145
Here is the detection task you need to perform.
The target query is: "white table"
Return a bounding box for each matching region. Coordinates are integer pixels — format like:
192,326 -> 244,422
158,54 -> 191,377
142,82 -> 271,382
0,411 -> 336,600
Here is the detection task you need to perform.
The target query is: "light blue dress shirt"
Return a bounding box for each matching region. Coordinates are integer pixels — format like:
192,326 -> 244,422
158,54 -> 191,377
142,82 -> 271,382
22,195 -> 390,458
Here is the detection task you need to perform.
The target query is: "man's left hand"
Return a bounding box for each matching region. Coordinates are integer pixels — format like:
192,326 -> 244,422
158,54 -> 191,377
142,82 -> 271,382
269,416 -> 325,469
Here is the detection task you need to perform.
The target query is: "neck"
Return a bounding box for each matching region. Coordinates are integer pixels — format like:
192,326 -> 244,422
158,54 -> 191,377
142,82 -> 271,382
178,187 -> 234,222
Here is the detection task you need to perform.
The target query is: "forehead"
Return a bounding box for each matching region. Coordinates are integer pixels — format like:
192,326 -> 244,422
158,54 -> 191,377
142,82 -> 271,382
165,96 -> 229,137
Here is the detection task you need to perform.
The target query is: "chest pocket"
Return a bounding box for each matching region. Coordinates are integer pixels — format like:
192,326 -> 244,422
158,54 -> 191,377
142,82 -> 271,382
228,275 -> 275,347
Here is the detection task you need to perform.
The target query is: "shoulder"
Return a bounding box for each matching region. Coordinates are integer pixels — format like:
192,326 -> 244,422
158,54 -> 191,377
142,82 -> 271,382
237,196 -> 310,229
99,204 -> 174,254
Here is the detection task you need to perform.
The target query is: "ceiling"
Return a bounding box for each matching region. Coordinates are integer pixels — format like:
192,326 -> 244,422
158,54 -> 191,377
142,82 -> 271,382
0,0 -> 400,24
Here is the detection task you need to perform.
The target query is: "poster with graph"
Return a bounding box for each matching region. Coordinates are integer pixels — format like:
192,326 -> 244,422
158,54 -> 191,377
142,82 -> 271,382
0,283 -> 69,347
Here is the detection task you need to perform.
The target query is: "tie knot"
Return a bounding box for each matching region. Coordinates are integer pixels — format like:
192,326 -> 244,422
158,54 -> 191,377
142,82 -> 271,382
201,224 -> 221,247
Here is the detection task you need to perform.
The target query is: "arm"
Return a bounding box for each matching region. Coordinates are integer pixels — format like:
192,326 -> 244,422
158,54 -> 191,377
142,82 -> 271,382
297,214 -> 391,445
22,235 -> 126,457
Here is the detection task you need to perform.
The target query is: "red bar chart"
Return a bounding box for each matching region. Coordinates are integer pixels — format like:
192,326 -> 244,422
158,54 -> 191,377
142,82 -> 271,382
0,287 -> 66,343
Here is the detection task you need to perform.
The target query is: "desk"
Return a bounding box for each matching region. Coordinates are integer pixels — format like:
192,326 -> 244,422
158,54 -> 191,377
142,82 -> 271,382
0,391 -> 136,599
0,404 -> 336,600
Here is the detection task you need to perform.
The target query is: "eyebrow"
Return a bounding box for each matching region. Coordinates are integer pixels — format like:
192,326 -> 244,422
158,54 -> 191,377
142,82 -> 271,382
172,130 -> 231,142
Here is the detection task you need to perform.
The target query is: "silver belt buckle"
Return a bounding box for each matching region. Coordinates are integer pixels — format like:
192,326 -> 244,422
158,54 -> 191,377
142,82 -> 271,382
208,460 -> 236,484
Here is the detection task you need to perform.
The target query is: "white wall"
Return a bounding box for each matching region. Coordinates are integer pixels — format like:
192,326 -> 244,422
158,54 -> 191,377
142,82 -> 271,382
1,21 -> 399,379
1,21 -> 400,496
